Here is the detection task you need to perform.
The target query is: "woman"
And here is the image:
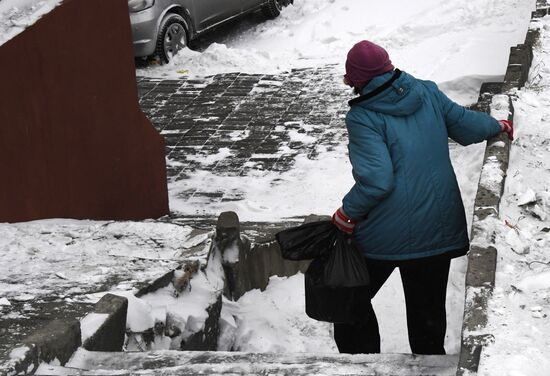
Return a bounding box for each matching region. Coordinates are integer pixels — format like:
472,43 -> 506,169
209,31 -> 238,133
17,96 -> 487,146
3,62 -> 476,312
331,40 -> 513,355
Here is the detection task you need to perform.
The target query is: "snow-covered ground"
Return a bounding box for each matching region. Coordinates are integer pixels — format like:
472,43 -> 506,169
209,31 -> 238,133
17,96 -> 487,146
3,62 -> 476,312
149,0 -> 532,356
139,0 -> 534,84
1,0 -> 542,371
476,16 -> 550,376
0,220 -> 209,307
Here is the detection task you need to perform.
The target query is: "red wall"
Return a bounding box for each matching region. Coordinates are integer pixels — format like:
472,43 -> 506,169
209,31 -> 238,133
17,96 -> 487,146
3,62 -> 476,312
0,0 -> 169,222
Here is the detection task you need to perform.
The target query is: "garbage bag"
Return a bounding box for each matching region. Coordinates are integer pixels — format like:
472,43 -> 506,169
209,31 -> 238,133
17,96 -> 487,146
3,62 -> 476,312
305,229 -> 371,323
276,221 -> 371,323
275,220 -> 336,261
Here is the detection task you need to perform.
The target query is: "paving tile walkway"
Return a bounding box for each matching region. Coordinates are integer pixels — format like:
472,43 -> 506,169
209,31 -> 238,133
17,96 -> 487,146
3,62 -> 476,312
137,65 -> 349,210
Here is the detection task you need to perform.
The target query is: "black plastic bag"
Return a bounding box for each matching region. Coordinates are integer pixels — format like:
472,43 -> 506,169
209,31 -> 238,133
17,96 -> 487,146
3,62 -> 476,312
276,221 -> 371,323
275,220 -> 335,260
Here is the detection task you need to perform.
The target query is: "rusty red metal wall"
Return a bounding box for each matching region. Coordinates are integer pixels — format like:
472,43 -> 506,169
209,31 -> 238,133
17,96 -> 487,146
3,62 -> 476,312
0,0 -> 169,222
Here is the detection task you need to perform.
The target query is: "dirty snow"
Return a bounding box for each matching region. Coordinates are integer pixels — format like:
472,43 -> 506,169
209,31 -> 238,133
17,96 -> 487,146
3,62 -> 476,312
477,15 -> 550,376
0,0 -> 62,47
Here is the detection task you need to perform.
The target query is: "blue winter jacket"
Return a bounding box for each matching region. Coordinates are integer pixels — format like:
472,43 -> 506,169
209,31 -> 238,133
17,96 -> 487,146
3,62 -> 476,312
343,70 -> 501,261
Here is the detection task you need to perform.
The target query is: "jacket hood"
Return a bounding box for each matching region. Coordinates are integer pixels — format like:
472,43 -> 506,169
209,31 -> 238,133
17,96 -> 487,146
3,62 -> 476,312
354,71 -> 423,116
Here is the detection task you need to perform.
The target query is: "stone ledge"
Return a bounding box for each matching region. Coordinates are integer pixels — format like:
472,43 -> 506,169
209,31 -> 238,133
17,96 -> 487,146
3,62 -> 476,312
82,294 -> 128,352
457,3 -> 542,374
1,319 -> 81,376
215,211 -> 311,301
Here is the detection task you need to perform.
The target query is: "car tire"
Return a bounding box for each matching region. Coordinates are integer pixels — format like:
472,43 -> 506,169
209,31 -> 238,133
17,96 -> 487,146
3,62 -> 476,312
155,13 -> 188,64
262,0 -> 284,19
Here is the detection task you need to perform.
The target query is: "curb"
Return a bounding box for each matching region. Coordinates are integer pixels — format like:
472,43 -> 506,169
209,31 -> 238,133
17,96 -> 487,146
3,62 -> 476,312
1,320 -> 81,376
456,2 -> 544,374
1,295 -> 127,375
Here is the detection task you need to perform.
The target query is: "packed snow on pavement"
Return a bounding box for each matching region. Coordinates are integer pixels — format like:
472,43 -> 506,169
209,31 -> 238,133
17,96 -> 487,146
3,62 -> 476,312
1,0 -> 543,371
151,0 -> 535,223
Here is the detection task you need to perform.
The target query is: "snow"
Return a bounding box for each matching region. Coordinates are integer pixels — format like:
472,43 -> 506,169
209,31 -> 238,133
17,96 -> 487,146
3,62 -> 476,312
0,219 -> 208,306
476,15 -> 550,376
0,0 -> 62,47
138,0 -> 534,85
221,265 -> 465,354
1,0 -> 544,372
116,247 -> 225,350
219,274 -> 337,353
9,346 -> 29,360
80,313 -> 109,343
186,147 -> 234,165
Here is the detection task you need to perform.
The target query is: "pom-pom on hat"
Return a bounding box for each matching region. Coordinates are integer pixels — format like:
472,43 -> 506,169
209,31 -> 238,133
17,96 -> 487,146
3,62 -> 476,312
344,40 -> 395,90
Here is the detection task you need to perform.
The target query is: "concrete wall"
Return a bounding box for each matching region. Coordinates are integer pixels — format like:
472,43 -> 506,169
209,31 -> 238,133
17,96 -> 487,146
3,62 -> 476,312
215,212 -> 310,301
0,0 -> 169,222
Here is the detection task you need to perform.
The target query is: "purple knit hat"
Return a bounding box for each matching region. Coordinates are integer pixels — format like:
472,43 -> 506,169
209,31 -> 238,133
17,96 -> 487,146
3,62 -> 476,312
344,40 -> 394,89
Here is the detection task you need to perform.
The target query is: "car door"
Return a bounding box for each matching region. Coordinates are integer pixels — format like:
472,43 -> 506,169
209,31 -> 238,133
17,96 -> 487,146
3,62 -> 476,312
192,0 -> 242,31
241,0 -> 264,13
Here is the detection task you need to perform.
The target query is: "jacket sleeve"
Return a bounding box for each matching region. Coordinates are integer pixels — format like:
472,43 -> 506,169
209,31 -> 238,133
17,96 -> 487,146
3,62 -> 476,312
342,111 -> 395,221
435,86 -> 501,146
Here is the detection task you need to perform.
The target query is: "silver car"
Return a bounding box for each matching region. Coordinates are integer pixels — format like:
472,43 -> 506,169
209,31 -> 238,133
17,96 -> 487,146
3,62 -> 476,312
128,0 -> 293,63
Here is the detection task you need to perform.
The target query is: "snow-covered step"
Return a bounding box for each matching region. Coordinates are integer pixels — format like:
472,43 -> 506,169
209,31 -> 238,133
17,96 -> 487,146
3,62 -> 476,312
39,349 -> 459,375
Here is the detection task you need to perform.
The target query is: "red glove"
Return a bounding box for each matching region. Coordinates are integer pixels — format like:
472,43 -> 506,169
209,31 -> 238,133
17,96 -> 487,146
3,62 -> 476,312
332,207 -> 356,234
499,120 -> 514,141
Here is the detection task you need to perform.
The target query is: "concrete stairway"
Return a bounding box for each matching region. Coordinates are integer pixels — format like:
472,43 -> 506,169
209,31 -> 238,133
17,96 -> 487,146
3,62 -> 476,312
42,350 -> 458,375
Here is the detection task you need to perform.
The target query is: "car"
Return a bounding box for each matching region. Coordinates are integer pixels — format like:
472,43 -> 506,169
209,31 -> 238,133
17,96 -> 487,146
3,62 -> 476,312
128,0 -> 293,63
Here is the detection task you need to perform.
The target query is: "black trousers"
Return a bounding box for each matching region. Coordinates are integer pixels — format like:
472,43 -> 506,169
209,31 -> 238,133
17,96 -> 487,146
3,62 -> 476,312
333,255 -> 451,355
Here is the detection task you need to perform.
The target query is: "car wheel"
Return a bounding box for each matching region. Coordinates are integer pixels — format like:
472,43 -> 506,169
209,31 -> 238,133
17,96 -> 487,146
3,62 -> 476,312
155,14 -> 188,64
262,0 -> 284,19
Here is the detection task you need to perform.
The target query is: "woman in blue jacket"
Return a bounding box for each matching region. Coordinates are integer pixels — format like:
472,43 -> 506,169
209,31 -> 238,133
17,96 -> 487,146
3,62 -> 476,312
331,40 -> 513,354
